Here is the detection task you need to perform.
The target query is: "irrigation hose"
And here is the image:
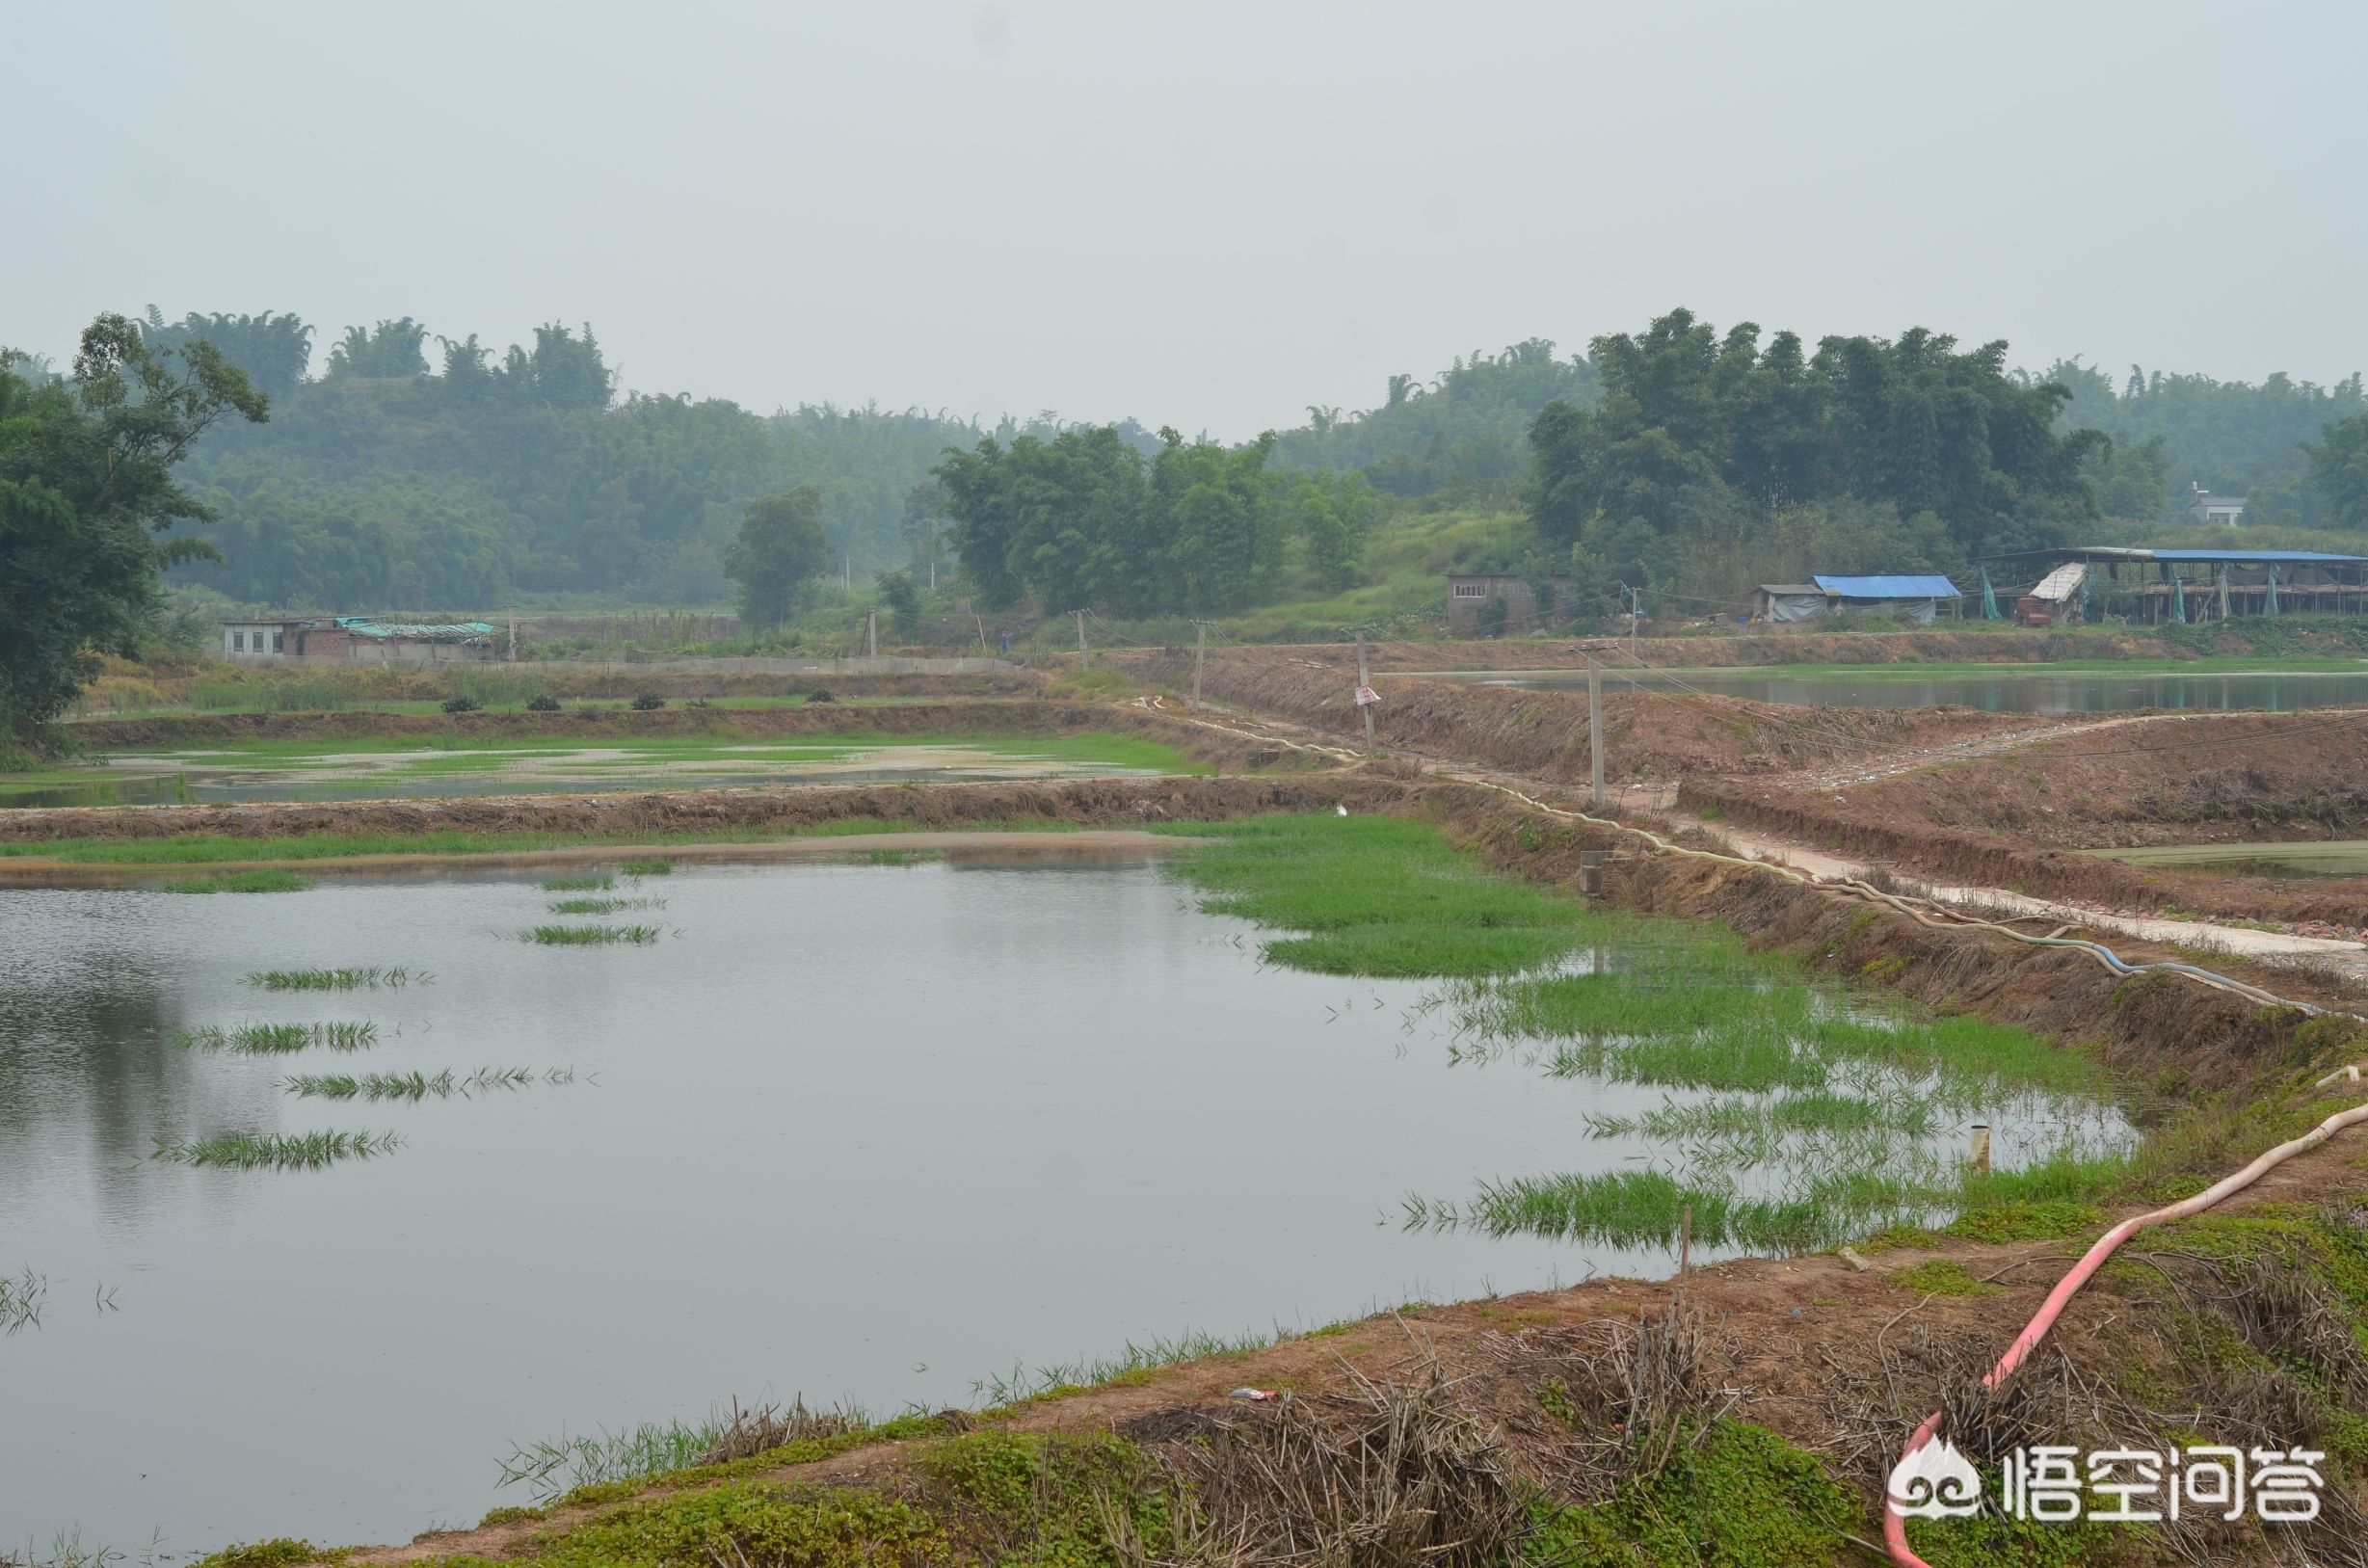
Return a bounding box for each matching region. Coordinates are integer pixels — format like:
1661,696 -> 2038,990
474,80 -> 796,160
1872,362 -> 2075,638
1879,1095 -> 2368,1568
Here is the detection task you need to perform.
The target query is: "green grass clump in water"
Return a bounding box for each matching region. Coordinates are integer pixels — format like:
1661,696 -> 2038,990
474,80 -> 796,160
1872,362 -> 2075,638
176,1022 -> 377,1053
186,1540 -> 321,1568
541,874 -> 613,891
546,895 -> 662,915
523,923 -> 663,944
150,1129 -> 402,1169
285,1067 -> 572,1101
246,966 -> 421,991
148,870 -> 314,893
621,858 -> 673,876
1161,813 -> 1590,977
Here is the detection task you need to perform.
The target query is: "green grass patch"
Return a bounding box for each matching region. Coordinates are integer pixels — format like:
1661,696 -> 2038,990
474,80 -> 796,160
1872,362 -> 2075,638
1525,1419 -> 1859,1567
523,923 -> 664,945
149,1129 -> 402,1169
546,896 -> 662,915
284,1067 -> 572,1101
176,1022 -> 377,1054
541,874 -> 614,890
147,869 -> 314,893
1889,1259 -> 2002,1296
245,966 -> 422,991
620,858 -> 673,876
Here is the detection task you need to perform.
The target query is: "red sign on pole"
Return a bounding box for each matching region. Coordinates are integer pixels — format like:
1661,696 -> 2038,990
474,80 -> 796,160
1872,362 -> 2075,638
1354,685 -> 1381,706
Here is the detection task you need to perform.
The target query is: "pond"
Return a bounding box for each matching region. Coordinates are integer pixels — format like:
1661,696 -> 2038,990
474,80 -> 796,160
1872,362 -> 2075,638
1413,666 -> 2368,713
0,848 -> 2124,1550
2092,838 -> 2368,880
0,735 -> 1185,810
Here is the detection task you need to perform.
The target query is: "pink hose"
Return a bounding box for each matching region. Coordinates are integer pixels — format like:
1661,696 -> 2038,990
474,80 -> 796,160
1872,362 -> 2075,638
1883,1098 -> 2368,1566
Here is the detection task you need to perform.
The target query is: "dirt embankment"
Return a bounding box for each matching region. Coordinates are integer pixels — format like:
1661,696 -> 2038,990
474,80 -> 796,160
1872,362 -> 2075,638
0,771 -> 1411,848
1119,650 -> 2062,784
1678,711 -> 2368,929
1344,627 -> 2178,671
57,699 -> 1292,781
69,664 -> 1046,715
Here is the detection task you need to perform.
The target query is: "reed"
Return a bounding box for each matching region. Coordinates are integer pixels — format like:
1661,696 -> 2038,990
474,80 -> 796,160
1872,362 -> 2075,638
281,1067 -> 574,1101
620,858 -> 673,876
1,1264 -> 44,1335
545,896 -> 663,915
521,923 -> 664,945
541,875 -> 614,891
148,1129 -> 403,1169
971,1326 -> 1276,1407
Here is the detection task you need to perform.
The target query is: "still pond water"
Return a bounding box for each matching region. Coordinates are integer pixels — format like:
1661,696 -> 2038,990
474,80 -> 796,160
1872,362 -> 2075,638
1418,666 -> 2368,713
1,854 -> 2110,1550
2093,838 -> 2368,880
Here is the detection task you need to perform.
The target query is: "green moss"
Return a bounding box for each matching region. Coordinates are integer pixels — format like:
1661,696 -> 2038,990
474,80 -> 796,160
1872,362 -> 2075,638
478,1505 -> 547,1526
1937,1200 -> 2103,1244
471,1482 -> 949,1568
1525,1420 -> 1857,1566
1889,1259 -> 2001,1297
1858,954 -> 1909,980
1902,1504 -> 2117,1567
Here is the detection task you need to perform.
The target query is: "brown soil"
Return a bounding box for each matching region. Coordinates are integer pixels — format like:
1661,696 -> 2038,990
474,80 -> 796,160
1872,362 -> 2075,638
69,666 -> 1047,715
1678,710 -> 2368,931
1111,651 -> 2064,786
1340,627 -> 2184,672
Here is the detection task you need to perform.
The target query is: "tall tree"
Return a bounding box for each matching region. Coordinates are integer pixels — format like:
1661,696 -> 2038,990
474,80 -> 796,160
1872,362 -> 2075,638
724,488 -> 827,629
2307,414 -> 2368,531
140,307 -> 312,401
1,318 -> 268,738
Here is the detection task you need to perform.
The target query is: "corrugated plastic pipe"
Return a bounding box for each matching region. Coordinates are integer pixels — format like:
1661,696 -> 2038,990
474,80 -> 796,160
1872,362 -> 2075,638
1880,1096 -> 2368,1567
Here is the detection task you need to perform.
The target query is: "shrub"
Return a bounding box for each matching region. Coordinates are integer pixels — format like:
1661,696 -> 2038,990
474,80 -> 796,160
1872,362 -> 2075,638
440,695 -> 483,713
807,687 -> 837,704
525,693 -> 561,712
630,692 -> 666,710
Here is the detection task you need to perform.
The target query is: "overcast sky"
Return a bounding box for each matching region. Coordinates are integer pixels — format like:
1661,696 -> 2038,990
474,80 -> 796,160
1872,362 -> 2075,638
8,0 -> 2363,438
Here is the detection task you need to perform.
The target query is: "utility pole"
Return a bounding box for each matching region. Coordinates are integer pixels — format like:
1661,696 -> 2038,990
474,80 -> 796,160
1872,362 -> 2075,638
1075,608 -> 1089,671
865,607 -> 877,658
507,618 -> 517,663
1191,620 -> 1208,712
1355,629 -> 1375,750
1587,655 -> 1604,810
1628,585 -> 1638,663
974,612 -> 988,655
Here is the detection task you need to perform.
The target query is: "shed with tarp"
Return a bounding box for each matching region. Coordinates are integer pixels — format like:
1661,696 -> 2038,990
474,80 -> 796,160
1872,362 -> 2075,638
1810,573 -> 1962,625
1751,584 -> 1830,624
1975,546 -> 2368,624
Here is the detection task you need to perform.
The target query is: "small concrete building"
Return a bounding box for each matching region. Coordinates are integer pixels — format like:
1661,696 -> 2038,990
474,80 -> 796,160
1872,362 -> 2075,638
2188,484 -> 2247,525
1446,573 -> 1575,636
218,616 -> 500,665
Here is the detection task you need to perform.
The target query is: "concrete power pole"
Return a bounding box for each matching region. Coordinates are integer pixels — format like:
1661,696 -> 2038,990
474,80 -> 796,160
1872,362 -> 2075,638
1587,655 -> 1605,810
1355,629 -> 1375,750
866,607 -> 877,659
1629,585 -> 1638,663
1075,608 -> 1089,671
1191,620 -> 1208,712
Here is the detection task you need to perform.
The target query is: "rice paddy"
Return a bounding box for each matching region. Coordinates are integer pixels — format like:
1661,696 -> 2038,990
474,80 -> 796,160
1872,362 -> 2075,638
620,858 -> 673,876
175,1022 -> 379,1054
521,923 -> 664,945
147,870 -> 314,894
245,966 -> 425,991
148,1129 -> 404,1170
541,874 -> 614,891
282,1067 -> 578,1101
545,896 -> 663,915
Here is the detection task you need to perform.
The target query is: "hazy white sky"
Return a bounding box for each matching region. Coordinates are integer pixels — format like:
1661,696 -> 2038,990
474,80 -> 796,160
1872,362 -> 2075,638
8,0 -> 2363,438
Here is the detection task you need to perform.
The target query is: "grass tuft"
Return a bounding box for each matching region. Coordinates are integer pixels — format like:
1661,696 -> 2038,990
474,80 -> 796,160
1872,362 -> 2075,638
245,966 -> 422,992
620,858 -> 673,876
176,1022 -> 377,1054
521,923 -> 664,945
541,874 -> 614,891
149,1129 -> 403,1169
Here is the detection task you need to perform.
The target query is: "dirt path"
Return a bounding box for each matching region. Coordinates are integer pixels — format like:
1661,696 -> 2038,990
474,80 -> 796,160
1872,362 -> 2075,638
0,829 -> 1197,885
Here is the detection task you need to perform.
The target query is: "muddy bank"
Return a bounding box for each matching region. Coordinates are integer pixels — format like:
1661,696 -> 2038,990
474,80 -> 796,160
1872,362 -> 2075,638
69,664 -> 1046,715
1117,650 -> 2066,784
1334,627 -> 2182,672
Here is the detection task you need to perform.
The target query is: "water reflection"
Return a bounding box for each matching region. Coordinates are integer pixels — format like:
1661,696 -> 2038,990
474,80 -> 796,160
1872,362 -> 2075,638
1420,667 -> 2368,714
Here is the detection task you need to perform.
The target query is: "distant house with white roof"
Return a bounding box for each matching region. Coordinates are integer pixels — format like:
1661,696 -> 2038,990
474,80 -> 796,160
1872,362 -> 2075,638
2188,484 -> 2247,525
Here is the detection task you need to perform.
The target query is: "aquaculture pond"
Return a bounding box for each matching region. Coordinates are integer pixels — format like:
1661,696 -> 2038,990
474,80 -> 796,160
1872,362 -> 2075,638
0,825 -> 2128,1551
0,732 -> 1193,809
1417,664 -> 2368,713
2093,837 -> 2368,880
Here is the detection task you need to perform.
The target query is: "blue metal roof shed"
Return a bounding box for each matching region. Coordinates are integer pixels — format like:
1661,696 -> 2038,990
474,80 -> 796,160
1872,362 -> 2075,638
1812,574 -> 1961,599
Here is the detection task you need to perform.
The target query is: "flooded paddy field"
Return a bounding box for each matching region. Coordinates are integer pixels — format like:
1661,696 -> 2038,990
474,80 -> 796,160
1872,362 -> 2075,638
0,823 -> 2130,1551
1415,663 -> 2368,713
0,732 -> 1195,809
